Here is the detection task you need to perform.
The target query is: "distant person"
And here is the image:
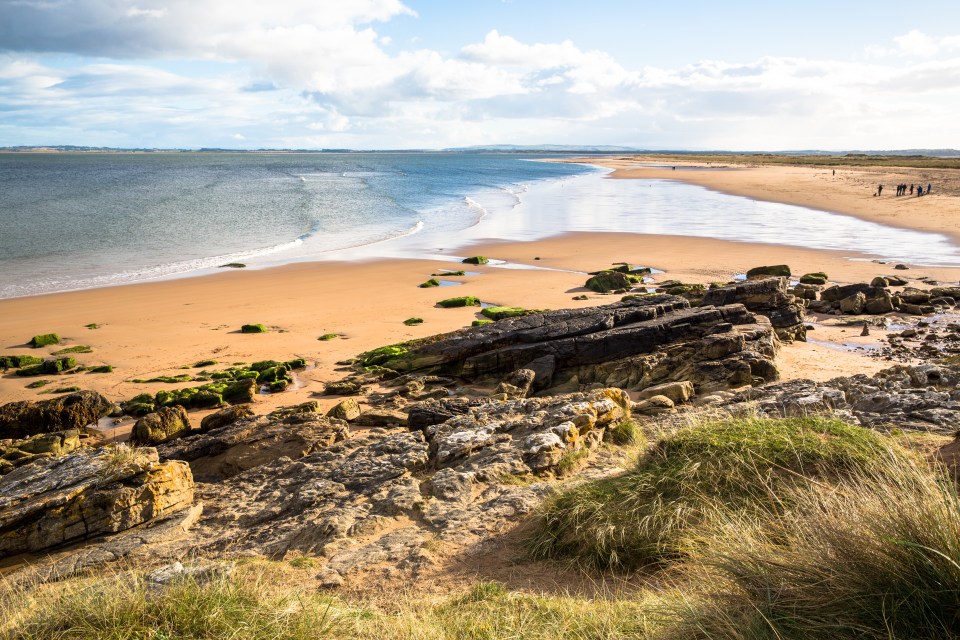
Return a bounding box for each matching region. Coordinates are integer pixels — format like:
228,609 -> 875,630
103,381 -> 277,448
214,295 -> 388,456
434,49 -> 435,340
928,183 -> 932,194
910,184 -> 914,195
832,169 -> 836,176
918,185 -> 923,196
878,184 -> 883,196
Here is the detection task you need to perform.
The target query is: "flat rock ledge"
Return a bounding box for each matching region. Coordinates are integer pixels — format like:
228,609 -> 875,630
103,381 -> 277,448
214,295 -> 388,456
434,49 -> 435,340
353,293 -> 780,397
0,446 -> 194,559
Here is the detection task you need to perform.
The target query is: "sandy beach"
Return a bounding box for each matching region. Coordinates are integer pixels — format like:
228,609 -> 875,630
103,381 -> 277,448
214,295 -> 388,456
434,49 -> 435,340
3,158 -> 960,428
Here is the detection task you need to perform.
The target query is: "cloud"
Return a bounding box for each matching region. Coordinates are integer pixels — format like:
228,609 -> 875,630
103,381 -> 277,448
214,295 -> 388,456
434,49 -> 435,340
0,15 -> 959,150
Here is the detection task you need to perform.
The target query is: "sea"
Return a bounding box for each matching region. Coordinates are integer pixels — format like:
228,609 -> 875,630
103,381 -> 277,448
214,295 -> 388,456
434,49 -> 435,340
2,152 -> 960,299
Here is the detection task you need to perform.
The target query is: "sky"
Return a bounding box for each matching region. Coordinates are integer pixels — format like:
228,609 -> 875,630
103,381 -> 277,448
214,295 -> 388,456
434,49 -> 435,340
2,0 -> 960,150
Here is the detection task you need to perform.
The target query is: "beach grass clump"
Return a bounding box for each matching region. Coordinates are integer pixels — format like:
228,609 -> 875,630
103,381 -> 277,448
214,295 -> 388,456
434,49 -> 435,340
52,345 -> 93,355
240,323 -> 269,334
403,317 -> 424,326
666,453 -> 960,640
431,270 -> 466,277
318,333 -> 339,341
27,333 -> 60,348
480,306 -> 542,320
527,415 -> 894,571
1,562 -> 661,640
437,296 -> 481,308
461,256 -> 489,265
604,417 -> 643,446
418,278 -> 441,288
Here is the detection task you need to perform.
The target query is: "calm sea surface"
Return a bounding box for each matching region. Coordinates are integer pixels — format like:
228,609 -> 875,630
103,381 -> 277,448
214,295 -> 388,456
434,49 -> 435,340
2,152 -> 959,299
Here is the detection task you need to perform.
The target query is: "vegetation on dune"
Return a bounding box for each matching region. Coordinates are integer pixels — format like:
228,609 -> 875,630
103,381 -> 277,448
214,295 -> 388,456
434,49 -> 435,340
665,453 -> 960,640
528,416 -> 896,570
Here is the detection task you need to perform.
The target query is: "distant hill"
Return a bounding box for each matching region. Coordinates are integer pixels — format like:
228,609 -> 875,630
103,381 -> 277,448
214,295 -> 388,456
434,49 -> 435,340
444,144 -> 644,153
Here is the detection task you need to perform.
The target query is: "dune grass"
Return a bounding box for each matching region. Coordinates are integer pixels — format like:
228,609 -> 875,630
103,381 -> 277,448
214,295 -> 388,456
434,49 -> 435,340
528,416 -> 896,571
662,452 -> 960,639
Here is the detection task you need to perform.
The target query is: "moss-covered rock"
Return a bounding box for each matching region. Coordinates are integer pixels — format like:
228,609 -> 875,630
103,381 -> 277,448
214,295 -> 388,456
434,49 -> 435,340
88,365 -> 113,374
193,359 -> 218,367
25,379 -> 50,389
49,386 -> 81,394
404,317 -> 424,326
28,333 -> 60,348
462,256 -> 489,265
0,354 -> 44,369
472,319 -> 493,326
327,398 -> 361,421
800,272 -> 829,285
14,357 -> 77,377
437,296 -> 481,308
480,306 -> 541,320
585,271 -> 633,293
432,270 -> 466,277
418,278 -> 441,288
121,393 -> 157,417
218,263 -> 246,268
746,264 -> 791,279
241,324 -> 269,334
223,378 -> 257,404
52,345 -> 92,355
359,344 -> 410,367
318,333 -> 339,341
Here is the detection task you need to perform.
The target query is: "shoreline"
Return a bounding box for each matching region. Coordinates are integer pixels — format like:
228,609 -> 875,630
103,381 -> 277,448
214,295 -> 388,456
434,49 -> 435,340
4,157 -> 960,419
573,155 -> 960,245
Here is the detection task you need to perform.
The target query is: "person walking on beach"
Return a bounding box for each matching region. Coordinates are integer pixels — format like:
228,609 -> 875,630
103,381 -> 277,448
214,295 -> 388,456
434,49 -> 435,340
918,185 -> 923,197
877,184 -> 883,196
928,183 -> 932,194
910,184 -> 914,195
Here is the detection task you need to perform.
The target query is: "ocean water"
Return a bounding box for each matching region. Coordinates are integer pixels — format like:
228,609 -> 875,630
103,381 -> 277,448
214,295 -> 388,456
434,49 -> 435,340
2,152 -> 959,299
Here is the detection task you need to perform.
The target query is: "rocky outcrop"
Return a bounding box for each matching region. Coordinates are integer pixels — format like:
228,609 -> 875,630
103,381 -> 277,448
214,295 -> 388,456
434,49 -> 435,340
367,295 -> 779,398
0,446 -> 193,559
157,411 -> 349,481
182,389 -> 631,581
199,405 -> 255,433
701,277 -> 806,342
0,430 -> 82,475
724,364 -> 960,435
0,391 -> 116,440
805,282 -> 957,317
131,406 -> 191,445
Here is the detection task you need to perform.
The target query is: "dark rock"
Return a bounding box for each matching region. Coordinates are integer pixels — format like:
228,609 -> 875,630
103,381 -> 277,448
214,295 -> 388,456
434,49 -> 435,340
200,406 -> 255,433
0,391 -> 115,440
799,272 -> 828,285
408,398 -> 478,431
701,277 -> 806,342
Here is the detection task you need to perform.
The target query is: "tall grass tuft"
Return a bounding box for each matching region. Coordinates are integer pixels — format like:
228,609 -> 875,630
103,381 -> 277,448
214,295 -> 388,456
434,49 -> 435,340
665,452 -> 960,639
527,416 -> 897,571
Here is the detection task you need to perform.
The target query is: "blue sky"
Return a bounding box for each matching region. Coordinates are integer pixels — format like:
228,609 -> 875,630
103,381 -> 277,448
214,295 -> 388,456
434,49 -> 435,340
2,0 -> 960,150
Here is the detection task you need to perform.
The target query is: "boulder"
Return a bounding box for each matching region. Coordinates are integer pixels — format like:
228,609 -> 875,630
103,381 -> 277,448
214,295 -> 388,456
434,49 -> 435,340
0,391 -> 115,440
886,275 -> 909,286
871,276 -> 889,288
746,264 -> 790,279
839,292 -> 866,314
0,446 -> 194,559
632,395 -> 675,415
327,398 -> 362,421
864,289 -> 895,314
637,380 -> 694,404
131,406 -> 191,445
